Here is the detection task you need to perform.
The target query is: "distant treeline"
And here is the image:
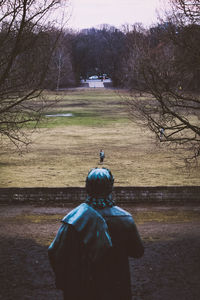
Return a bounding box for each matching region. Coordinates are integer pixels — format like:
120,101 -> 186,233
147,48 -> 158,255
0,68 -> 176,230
43,22 -> 200,90
2,21 -> 199,90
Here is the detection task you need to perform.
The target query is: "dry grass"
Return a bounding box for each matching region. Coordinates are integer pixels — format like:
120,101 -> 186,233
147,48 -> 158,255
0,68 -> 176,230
0,88 -> 199,187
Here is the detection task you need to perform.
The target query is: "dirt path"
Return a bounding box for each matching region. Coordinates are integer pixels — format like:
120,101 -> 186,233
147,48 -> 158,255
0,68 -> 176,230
0,205 -> 199,300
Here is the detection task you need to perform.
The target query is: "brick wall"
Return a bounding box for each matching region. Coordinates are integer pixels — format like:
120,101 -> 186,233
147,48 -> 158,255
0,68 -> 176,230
0,186 -> 199,205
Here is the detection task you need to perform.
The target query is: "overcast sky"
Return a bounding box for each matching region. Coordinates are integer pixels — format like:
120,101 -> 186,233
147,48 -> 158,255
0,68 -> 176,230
68,0 -> 164,30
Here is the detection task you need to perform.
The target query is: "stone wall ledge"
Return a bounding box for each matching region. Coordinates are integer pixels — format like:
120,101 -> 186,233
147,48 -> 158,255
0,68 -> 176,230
0,186 -> 199,205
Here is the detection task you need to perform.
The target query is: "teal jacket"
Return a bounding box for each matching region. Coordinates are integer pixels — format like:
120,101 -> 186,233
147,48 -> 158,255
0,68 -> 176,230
48,203 -> 144,300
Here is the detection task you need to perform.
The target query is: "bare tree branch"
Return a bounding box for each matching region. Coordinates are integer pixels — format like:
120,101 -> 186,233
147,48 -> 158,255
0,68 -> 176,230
123,8 -> 200,162
0,0 -> 67,149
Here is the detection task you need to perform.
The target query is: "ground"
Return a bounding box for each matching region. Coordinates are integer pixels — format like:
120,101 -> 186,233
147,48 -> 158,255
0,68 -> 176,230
0,204 -> 199,300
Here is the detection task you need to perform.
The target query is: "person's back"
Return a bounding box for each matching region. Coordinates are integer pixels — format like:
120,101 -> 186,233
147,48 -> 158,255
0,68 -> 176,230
93,205 -> 144,300
48,168 -> 144,300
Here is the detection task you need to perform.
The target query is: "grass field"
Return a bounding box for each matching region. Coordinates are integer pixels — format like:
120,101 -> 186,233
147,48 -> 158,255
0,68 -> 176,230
0,88 -> 199,187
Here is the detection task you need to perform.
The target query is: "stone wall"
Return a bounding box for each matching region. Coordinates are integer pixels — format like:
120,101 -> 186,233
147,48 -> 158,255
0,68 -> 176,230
0,186 -> 199,205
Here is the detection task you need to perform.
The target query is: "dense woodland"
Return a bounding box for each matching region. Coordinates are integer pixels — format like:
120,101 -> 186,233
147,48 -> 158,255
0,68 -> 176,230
1,2 -> 199,90
39,21 -> 200,91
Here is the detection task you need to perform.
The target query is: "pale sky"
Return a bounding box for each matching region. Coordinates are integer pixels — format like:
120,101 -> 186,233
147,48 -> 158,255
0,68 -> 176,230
68,0 -> 164,30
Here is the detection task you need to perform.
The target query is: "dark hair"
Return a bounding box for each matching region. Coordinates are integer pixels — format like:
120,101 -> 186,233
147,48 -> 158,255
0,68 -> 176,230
86,167 -> 114,197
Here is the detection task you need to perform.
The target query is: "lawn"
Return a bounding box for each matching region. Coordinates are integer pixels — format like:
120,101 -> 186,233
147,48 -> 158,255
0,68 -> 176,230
0,88 -> 199,187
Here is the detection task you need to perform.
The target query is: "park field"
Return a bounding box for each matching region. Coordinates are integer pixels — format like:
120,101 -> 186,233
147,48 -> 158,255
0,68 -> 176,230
0,88 -> 199,187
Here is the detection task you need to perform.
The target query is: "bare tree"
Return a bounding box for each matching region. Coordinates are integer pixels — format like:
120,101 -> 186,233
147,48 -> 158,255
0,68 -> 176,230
124,1 -> 200,163
50,31 -> 75,90
0,0 -> 66,149
170,0 -> 200,23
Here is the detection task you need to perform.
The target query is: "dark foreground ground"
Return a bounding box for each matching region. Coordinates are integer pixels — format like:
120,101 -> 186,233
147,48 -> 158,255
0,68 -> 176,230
0,204 -> 199,300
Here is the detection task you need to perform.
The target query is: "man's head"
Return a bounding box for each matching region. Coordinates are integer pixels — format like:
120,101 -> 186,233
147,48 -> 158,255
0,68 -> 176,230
86,167 -> 114,198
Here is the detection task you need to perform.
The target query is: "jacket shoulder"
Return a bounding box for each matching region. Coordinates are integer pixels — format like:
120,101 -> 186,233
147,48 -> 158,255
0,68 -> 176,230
111,206 -> 132,217
62,203 -> 104,224
97,205 -> 133,219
